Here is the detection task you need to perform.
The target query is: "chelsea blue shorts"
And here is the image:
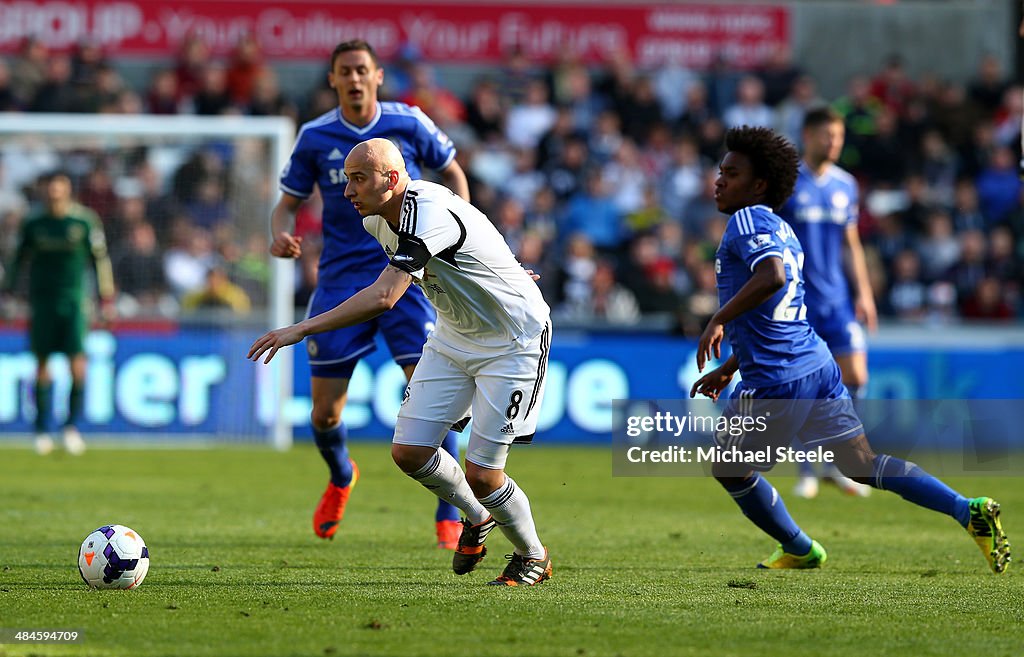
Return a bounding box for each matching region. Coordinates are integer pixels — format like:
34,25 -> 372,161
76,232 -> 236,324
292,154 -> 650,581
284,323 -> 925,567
304,284 -> 435,379
717,360 -> 864,471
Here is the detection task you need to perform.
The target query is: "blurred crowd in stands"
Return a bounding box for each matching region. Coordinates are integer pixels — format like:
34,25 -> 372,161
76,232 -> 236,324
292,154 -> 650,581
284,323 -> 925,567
0,34 -> 1021,330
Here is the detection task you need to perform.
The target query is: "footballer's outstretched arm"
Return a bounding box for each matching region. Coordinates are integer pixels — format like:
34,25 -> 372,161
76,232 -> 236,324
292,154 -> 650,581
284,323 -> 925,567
696,257 -> 785,371
249,266 -> 413,364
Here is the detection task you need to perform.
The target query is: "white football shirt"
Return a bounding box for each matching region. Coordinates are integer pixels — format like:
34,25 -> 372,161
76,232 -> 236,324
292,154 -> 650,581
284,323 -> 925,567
363,179 -> 550,350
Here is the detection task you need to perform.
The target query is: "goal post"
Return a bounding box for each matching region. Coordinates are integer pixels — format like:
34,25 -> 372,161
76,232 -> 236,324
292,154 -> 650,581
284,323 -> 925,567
0,113 -> 296,450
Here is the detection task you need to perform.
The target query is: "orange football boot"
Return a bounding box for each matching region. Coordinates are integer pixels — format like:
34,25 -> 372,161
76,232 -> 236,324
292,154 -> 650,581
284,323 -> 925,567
313,459 -> 359,539
435,519 -> 462,550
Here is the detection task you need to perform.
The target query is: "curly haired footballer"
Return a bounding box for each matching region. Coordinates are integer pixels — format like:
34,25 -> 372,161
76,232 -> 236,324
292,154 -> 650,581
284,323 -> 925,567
723,126 -> 799,210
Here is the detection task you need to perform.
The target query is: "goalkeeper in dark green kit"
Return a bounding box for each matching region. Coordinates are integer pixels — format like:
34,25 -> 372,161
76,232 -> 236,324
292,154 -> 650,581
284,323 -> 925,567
3,172 -> 115,455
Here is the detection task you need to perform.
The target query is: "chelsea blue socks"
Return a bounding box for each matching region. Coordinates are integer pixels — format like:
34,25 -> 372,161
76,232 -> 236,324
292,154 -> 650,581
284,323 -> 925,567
721,474 -> 813,555
870,454 -> 971,527
313,422 -> 354,488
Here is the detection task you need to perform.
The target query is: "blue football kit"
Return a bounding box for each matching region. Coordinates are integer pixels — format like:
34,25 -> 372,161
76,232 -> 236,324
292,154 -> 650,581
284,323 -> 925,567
777,162 -> 865,355
281,101 -> 457,377
709,205 -> 990,569
713,204 -> 862,462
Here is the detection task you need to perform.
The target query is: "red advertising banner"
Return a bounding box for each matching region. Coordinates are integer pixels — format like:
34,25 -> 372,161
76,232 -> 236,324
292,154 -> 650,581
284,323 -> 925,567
0,1 -> 789,68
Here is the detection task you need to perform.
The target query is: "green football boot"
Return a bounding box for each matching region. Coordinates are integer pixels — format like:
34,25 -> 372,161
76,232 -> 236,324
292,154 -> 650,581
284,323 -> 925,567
966,497 -> 1011,574
757,540 -> 827,569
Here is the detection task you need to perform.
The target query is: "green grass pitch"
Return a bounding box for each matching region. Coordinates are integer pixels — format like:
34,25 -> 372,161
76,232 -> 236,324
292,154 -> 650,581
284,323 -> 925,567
0,443 -> 1021,657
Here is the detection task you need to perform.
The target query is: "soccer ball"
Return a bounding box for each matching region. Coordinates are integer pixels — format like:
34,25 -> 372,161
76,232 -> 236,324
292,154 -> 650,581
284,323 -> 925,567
78,525 -> 150,589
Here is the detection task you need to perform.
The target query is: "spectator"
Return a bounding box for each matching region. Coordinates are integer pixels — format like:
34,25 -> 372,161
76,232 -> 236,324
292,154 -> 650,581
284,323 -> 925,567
917,209 -> 960,281
967,54 -> 1009,118
543,135 -> 590,203
961,277 -> 1013,320
993,85 -> 1023,147
975,146 -> 1021,225
31,54 -> 76,113
676,81 -> 716,137
554,233 -> 597,314
399,62 -> 467,123
618,75 -> 665,144
679,260 -> 719,337
192,65 -> 234,116
951,178 -> 985,232
588,260 -> 640,324
653,61 -> 698,122
918,130 -> 959,207
181,266 -> 251,314
723,75 -> 775,129
536,106 -> 579,167
987,225 -> 1020,286
500,148 -> 545,215
857,108 -> 909,186
559,169 -> 624,255
775,75 -> 824,147
0,60 -> 19,111
758,44 -> 803,107
946,229 -> 987,302
10,37 -> 48,106
869,54 -> 916,117
112,221 -> 167,308
146,69 -> 182,114
175,32 -> 210,102
887,249 -> 927,319
505,78 -> 557,150
247,69 -> 297,122
602,139 -> 647,216
164,222 -> 216,295
588,110 -> 624,165
493,196 -> 527,255
185,177 -> 231,230
662,135 -> 707,222
552,60 -> 605,132
465,78 -> 506,143
226,34 -> 265,106
77,167 -> 119,224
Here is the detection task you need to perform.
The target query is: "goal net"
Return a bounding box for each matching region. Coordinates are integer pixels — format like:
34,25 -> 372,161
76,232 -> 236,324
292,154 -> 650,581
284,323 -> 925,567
0,114 -> 296,449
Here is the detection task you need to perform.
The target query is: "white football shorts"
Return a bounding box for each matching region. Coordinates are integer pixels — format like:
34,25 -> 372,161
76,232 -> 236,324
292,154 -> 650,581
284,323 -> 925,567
393,322 -> 551,470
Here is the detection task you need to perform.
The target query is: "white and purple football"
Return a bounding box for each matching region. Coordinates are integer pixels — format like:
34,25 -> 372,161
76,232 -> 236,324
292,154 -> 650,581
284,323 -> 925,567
78,524 -> 150,589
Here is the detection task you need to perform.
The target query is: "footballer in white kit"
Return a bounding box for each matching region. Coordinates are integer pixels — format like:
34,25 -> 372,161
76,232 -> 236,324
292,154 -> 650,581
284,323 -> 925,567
364,179 -> 551,467
250,138 -> 554,587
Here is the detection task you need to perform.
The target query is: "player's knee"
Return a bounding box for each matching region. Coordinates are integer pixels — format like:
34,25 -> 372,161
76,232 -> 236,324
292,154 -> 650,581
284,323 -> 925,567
310,408 -> 341,431
711,459 -> 751,483
391,443 -> 417,472
391,443 -> 433,474
465,465 -> 504,499
831,440 -> 876,485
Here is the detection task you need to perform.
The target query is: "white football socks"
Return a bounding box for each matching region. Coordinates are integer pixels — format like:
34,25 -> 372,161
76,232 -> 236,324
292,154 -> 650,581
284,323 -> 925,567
408,449 -> 489,525
479,475 -> 545,560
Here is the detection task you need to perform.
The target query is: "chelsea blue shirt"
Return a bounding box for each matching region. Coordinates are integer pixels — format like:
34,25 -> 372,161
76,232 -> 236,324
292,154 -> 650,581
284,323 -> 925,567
715,204 -> 832,387
279,101 -> 457,288
777,162 -> 859,313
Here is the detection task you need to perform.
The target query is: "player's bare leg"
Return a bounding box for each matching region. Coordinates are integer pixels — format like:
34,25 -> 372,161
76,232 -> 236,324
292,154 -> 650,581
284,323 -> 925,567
33,356 -> 54,455
310,377 -> 357,539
